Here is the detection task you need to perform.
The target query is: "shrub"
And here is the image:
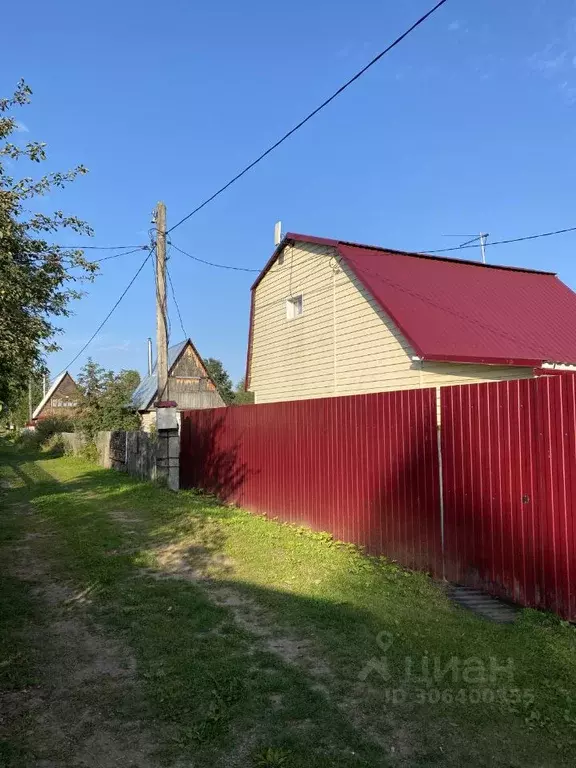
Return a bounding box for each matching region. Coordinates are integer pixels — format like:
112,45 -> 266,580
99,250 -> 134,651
15,430 -> 42,451
43,433 -> 66,457
35,417 -> 74,445
78,442 -> 99,463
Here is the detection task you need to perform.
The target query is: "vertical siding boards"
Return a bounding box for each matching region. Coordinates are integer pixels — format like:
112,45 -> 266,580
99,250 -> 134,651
441,375 -> 576,620
181,389 -> 442,575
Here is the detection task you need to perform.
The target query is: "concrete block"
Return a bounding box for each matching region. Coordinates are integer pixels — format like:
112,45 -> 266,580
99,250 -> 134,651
157,407 -> 178,431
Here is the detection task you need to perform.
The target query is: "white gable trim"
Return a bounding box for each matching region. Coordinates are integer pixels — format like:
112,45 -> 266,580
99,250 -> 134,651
32,371 -> 68,420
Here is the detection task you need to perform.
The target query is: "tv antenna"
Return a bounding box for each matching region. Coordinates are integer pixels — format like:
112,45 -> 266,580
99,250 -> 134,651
442,233 -> 490,264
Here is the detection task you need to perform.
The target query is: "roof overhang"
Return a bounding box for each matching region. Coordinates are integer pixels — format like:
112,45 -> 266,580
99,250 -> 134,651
420,353 -> 544,367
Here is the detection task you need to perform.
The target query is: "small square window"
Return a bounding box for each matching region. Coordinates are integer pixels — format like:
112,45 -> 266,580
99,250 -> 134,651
286,294 -> 303,320
277,253 -> 284,266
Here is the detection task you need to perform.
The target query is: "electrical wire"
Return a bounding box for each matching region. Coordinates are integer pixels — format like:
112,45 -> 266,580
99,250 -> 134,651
167,263 -> 188,340
55,246 -> 154,375
167,0 -> 450,234
66,244 -> 146,250
92,246 -> 150,263
424,226 -> 576,255
171,225 -> 576,276
33,244 -> 149,266
169,242 -> 260,272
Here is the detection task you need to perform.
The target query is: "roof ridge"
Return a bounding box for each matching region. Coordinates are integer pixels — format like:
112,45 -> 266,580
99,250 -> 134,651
336,240 -> 556,276
282,232 -> 555,275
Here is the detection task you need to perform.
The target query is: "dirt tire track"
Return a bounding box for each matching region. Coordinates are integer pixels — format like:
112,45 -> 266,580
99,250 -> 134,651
1,501 -> 163,768
140,538 -> 406,760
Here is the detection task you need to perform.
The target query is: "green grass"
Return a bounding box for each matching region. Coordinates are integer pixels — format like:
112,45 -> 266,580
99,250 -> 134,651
1,439 -> 576,766
0,454 -> 48,765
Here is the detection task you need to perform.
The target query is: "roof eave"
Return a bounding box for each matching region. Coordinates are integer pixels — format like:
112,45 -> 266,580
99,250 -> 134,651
421,352 -> 545,367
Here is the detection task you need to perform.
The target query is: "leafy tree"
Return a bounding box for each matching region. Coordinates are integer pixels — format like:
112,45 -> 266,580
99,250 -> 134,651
204,357 -> 235,405
0,79 -> 96,410
233,377 -> 254,405
75,358 -> 140,438
77,359 -> 112,396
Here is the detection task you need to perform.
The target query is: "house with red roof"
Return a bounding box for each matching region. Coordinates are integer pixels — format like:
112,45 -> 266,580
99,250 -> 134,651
245,233 -> 576,404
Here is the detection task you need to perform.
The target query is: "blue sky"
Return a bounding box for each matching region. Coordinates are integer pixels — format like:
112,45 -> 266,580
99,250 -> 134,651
3,0 -> 576,384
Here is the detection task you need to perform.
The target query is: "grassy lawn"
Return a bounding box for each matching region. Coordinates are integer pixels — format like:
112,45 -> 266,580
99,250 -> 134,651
1,440 -> 576,766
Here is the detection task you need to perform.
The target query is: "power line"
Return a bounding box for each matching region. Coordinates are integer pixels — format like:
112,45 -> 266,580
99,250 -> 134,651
34,244 -> 148,266
167,263 -> 188,340
45,243 -> 145,252
56,247 -> 154,375
170,242 -> 260,272
171,225 -> 576,276
167,0 -> 450,234
93,246 -> 149,263
72,244 -> 145,250
424,226 -> 576,255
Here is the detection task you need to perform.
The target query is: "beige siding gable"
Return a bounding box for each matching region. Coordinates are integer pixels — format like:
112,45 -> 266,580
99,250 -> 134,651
249,240 -> 534,404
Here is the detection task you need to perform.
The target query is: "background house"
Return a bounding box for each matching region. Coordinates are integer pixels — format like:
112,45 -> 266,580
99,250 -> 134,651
32,372 -> 80,423
130,339 -> 225,430
246,233 -> 576,404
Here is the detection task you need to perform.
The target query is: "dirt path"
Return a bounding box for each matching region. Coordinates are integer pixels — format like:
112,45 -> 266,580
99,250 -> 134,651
139,537 -> 402,759
1,496 -> 163,768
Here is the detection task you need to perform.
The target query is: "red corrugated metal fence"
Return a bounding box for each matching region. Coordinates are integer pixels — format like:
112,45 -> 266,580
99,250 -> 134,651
181,376 -> 576,620
180,390 -> 442,575
441,375 -> 576,620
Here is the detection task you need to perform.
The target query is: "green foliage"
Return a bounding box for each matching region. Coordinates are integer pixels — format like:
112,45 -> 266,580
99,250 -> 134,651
35,416 -> 73,442
43,433 -> 66,457
0,79 -> 96,410
78,441 -> 98,463
204,358 -> 235,404
16,415 -> 73,451
75,358 -> 141,438
203,362 -> 254,406
233,377 -> 254,405
253,747 -> 292,766
5,376 -> 44,427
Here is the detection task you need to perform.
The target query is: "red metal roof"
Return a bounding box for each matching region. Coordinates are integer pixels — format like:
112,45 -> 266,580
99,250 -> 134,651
248,233 -> 576,371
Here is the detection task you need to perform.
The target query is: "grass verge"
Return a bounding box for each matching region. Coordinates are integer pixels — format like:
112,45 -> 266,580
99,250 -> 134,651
1,440 -> 576,766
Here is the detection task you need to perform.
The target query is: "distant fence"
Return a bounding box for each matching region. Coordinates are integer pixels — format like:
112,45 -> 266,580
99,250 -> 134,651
61,430 -> 158,482
181,375 -> 576,621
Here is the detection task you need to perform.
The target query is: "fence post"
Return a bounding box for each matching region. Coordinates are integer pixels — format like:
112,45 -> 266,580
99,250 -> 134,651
156,406 -> 180,491
436,387 -> 446,581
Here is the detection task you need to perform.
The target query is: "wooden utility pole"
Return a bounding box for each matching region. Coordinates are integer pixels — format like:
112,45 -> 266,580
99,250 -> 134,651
28,378 -> 33,422
155,202 -> 169,403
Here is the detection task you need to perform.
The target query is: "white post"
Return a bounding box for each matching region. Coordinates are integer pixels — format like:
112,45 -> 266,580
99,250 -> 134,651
436,386 -> 446,581
480,233 -> 487,264
147,337 -> 153,376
